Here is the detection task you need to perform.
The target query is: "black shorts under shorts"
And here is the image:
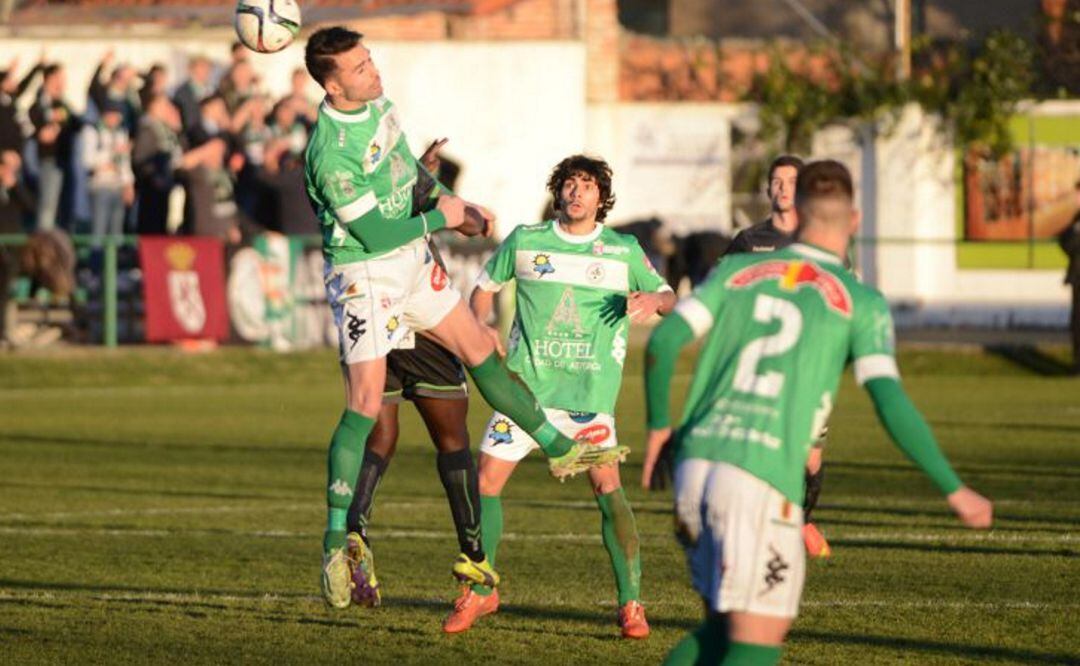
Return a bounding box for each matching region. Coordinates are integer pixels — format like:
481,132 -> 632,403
383,333 -> 468,403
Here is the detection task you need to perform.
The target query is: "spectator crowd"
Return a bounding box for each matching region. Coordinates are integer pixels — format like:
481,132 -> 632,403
0,42 -> 320,246
0,42 -> 321,345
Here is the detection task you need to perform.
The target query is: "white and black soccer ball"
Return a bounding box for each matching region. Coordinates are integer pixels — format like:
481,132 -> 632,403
234,0 -> 302,54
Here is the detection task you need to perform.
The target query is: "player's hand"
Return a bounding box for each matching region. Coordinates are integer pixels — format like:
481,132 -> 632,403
462,203 -> 495,237
481,324 -> 505,357
947,486 -> 993,529
628,292 -> 663,323
436,194 -> 465,229
419,137 -> 448,174
641,427 -> 672,490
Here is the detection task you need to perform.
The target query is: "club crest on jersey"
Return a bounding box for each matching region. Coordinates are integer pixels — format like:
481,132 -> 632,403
369,142 -> 382,166
533,254 -> 555,277
489,419 -> 513,444
728,260 -> 852,317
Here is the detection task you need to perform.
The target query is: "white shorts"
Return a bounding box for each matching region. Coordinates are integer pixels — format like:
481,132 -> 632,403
674,459 -> 805,619
478,409 -> 618,462
325,239 -> 460,364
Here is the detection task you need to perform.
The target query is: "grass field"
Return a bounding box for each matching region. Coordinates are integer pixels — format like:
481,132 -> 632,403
0,344 -> 1077,664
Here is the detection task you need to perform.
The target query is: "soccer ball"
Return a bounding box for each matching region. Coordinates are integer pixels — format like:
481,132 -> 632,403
234,0 -> 301,54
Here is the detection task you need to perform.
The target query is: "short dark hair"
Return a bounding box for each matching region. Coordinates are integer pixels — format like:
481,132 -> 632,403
795,159 -> 854,207
766,154 -> 804,188
305,26 -> 363,88
546,154 -> 616,222
42,64 -> 63,80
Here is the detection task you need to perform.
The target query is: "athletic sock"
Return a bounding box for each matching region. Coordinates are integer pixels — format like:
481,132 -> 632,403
346,449 -> 388,545
466,353 -> 573,457
803,464 -> 825,523
323,410 -> 375,553
436,448 -> 485,562
663,616 -> 726,665
470,494 -> 503,597
721,642 -> 783,666
596,488 -> 641,605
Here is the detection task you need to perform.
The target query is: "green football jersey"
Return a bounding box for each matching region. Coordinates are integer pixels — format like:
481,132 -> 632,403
672,242 -> 898,504
304,97 -> 421,266
478,220 -> 670,414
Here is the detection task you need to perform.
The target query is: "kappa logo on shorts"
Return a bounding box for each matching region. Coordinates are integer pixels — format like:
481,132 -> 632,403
567,411 -> 597,424
575,424 -> 611,445
430,264 -> 448,291
346,314 -> 368,350
489,419 -> 513,445
759,545 -> 790,596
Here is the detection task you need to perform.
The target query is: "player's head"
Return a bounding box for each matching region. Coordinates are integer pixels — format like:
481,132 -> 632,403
795,159 -> 857,236
547,154 -> 616,223
42,64 -> 65,96
305,27 -> 383,104
766,154 -> 803,214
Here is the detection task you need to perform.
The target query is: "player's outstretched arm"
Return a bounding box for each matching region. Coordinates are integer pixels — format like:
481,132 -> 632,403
641,313 -> 695,489
864,377 -> 993,529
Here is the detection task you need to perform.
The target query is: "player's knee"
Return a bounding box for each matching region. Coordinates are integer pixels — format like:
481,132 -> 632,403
348,390 -> 383,419
592,477 -> 622,496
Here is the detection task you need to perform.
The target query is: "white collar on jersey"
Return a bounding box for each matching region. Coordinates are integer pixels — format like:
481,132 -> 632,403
319,98 -> 372,124
791,242 -> 843,265
552,219 -> 604,244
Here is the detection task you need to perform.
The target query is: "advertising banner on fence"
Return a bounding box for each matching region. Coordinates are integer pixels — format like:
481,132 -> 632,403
140,236 -> 228,342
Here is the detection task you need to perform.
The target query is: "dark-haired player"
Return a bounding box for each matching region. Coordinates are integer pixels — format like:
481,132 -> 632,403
445,155 -> 675,636
644,160 -> 992,665
302,27 -> 628,610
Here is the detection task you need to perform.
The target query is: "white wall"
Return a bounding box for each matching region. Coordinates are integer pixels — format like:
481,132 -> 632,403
1,35 -> 587,236
587,102 -> 734,233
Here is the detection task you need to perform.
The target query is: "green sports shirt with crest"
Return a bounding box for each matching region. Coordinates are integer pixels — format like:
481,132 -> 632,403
477,220 -> 672,415
304,97 -> 447,266
667,243 -> 900,504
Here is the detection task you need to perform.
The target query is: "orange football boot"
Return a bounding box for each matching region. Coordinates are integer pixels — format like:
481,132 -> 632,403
443,588 -> 500,634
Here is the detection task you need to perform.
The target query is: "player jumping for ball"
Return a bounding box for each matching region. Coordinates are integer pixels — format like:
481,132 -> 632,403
643,160 -> 992,665
303,27 -> 628,610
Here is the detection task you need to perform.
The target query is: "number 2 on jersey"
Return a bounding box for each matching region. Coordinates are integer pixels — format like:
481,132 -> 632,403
733,294 -> 802,397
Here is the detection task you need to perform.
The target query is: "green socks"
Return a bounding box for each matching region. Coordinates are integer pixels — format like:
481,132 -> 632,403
323,409 -> 376,552
471,495 -> 503,596
664,617 -> 782,666
467,353 -> 573,457
722,643 -> 782,665
596,488 -> 641,605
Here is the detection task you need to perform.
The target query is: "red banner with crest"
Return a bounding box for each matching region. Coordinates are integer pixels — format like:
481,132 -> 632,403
139,236 -> 229,342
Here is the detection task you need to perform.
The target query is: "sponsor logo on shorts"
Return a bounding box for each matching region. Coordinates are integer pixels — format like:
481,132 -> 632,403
759,545 -> 789,596
567,411 -> 597,424
489,419 -> 513,445
532,253 -> 555,277
385,315 -> 400,340
575,424 -> 611,445
430,264 -> 448,291
346,314 -> 367,350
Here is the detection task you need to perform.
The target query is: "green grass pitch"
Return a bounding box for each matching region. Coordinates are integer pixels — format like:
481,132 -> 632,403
0,344 -> 1077,664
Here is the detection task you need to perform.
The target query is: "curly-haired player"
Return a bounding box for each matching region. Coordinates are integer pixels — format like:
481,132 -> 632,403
442,155 -> 676,637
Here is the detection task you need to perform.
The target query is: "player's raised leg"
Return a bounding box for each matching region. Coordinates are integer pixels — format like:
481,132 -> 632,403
422,301 -> 627,478
589,463 -> 649,639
